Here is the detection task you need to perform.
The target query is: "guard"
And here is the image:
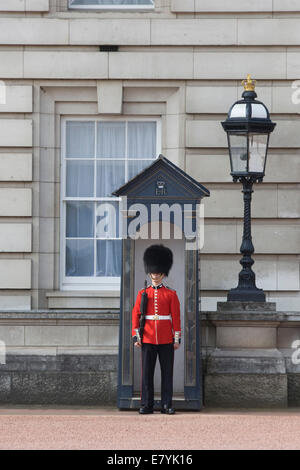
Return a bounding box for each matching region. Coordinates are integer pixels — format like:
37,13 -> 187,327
132,244 -> 181,415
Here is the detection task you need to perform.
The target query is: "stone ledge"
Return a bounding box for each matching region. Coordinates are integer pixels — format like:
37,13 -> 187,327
46,291 -> 120,310
0,354 -> 118,372
0,311 -> 119,321
202,311 -> 300,324
46,291 -> 120,297
217,301 -> 277,312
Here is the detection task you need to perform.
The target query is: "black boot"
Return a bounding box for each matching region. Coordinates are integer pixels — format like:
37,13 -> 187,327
161,405 -> 175,415
139,407 -> 154,414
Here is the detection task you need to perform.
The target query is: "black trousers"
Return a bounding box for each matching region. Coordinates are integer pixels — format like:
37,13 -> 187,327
141,343 -> 174,409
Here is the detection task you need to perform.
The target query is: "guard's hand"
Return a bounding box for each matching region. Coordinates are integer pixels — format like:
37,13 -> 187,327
174,343 -> 180,350
134,341 -> 142,348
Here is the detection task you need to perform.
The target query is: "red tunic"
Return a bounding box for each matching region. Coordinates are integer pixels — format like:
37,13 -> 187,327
132,284 -> 181,345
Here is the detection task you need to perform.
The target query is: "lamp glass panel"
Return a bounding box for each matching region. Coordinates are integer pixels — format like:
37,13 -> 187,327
251,104 -> 268,119
229,103 -> 247,118
228,134 -> 248,173
248,133 -> 268,173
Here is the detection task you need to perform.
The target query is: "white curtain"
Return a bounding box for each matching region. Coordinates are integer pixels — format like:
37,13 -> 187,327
97,121 -> 125,158
128,121 -> 156,158
66,121 -> 94,158
66,160 -> 94,197
97,122 -> 126,197
66,239 -> 94,276
65,120 -> 156,278
66,202 -> 94,238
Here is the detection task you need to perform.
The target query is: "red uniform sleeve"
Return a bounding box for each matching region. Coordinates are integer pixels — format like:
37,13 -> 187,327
131,290 -> 142,338
170,290 -> 181,337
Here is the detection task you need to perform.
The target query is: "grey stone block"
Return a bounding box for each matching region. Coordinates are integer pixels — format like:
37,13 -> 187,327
8,371 -> 117,405
217,302 -> 277,312
0,354 -> 118,405
0,373 -> 11,402
287,374 -> 300,406
57,372 -> 117,405
27,356 -> 58,372
278,328 -> 300,348
283,355 -> 300,374
11,372 -> 59,404
0,356 -> 27,372
207,349 -> 286,374
0,355 -> 58,372
58,354 -> 118,372
205,374 -> 287,408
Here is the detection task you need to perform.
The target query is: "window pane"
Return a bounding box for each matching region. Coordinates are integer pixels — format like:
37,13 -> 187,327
128,121 -> 156,159
248,134 -> 268,173
66,239 -> 94,276
66,160 -> 94,197
228,134 -> 248,173
96,160 -> 125,197
63,119 -> 158,283
70,0 -> 153,5
97,122 -> 125,158
128,159 -> 151,180
96,201 -> 120,238
96,239 -> 122,277
66,121 -> 95,158
66,202 -> 94,238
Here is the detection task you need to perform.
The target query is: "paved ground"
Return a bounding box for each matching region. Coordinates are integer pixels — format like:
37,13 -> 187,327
1,406 -> 300,450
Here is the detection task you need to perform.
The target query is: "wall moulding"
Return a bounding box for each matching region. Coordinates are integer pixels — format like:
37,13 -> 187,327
36,81 -> 185,308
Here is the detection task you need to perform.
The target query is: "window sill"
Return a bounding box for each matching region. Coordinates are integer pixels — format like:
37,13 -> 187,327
46,290 -> 120,310
68,6 -> 155,10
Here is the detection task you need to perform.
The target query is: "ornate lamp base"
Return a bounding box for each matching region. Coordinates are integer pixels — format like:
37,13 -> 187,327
227,176 -> 266,304
227,286 -> 266,302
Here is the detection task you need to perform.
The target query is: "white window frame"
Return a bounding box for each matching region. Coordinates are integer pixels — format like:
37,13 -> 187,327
68,0 -> 155,10
60,116 -> 161,291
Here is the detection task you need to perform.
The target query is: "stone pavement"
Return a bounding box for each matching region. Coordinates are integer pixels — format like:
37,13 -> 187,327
1,407 -> 300,450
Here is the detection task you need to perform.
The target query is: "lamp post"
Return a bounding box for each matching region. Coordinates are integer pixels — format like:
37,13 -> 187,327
221,75 -> 276,302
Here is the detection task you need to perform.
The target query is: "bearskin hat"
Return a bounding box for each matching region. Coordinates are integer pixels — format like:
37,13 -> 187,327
143,244 -> 173,276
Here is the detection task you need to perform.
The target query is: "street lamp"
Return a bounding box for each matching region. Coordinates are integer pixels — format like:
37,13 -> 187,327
221,75 -> 276,302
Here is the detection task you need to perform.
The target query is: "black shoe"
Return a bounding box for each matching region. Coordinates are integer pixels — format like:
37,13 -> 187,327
139,407 -> 153,414
161,407 -> 175,415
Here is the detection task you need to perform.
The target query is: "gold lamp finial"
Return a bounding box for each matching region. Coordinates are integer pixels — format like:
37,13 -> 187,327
242,74 -> 256,92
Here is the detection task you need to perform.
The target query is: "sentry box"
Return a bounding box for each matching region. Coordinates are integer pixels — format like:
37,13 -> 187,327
112,155 -> 210,411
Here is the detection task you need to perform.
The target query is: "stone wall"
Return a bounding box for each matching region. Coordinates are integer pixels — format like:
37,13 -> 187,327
0,308 -> 300,407
0,0 -> 299,406
0,1 -> 298,312
0,312 -> 119,405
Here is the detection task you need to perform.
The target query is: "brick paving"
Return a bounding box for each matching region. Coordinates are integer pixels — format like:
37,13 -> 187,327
0,407 -> 300,450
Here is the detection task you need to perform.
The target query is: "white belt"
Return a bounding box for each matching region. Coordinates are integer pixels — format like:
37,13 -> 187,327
145,315 -> 172,320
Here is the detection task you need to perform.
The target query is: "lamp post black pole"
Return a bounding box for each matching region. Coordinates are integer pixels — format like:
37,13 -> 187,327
228,176 -> 265,302
222,75 -> 276,302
